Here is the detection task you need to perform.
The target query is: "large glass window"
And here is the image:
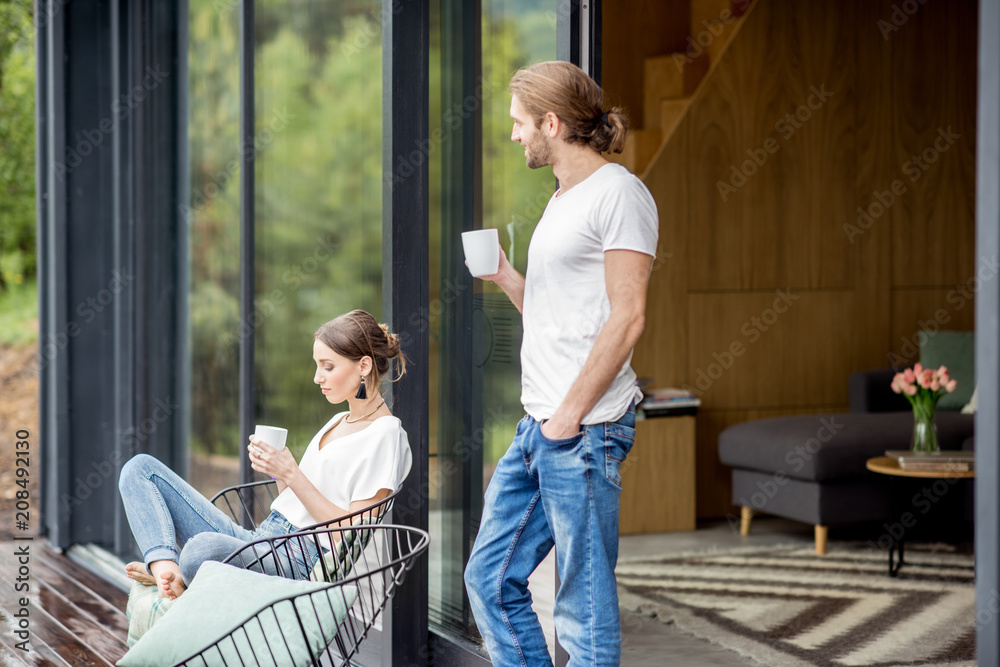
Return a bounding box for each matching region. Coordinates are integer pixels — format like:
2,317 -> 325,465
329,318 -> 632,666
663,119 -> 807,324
185,1 -> 383,489
428,0 -> 557,640
185,0 -> 242,494
253,0 -> 383,461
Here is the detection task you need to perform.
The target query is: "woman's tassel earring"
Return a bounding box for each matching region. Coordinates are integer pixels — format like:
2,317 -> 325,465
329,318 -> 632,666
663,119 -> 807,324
355,376 -> 367,400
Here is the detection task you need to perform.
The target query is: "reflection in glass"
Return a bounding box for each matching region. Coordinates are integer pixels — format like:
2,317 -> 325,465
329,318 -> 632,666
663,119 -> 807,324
429,0 -> 556,639
253,0 -> 383,462
186,0 -> 242,496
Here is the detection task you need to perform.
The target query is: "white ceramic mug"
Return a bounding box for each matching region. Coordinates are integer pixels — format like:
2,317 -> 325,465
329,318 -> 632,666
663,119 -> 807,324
253,425 -> 288,451
461,228 -> 500,277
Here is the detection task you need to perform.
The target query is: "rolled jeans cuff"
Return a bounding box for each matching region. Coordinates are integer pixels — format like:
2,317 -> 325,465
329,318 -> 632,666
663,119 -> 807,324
143,546 -> 180,573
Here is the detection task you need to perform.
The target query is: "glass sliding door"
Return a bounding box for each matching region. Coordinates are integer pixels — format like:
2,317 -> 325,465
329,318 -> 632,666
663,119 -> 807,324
185,0 -> 242,495
252,0 -> 383,460
428,0 -> 557,642
184,0 -> 384,490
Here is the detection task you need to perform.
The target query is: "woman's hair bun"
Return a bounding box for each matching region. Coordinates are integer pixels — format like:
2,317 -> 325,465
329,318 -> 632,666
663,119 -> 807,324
380,322 -> 402,358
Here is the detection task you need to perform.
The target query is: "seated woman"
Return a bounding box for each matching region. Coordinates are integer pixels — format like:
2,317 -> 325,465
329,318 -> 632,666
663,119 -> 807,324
118,309 -> 412,599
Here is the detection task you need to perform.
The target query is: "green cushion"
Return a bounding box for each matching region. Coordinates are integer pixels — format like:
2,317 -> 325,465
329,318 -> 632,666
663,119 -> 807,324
309,519 -> 373,583
125,581 -> 175,647
919,330 -> 975,411
118,561 -> 358,667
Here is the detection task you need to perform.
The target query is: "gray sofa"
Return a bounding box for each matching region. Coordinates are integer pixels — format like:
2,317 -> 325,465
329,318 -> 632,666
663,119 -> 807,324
717,368 -> 975,554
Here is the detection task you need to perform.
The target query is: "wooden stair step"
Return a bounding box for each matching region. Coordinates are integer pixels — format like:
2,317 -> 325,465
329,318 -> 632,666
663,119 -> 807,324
643,52 -> 709,130
660,98 -> 689,141
691,0 -> 737,38
705,18 -> 738,64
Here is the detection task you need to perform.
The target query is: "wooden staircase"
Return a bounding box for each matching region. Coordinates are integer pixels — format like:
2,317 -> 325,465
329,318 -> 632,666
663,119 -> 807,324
609,0 -> 755,178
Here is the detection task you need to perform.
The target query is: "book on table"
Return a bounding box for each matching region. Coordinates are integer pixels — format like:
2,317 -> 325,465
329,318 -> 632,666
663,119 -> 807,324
637,387 -> 701,418
885,450 -> 975,472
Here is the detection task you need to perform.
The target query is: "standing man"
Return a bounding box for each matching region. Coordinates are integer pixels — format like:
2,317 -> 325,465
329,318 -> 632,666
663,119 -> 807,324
464,61 -> 659,666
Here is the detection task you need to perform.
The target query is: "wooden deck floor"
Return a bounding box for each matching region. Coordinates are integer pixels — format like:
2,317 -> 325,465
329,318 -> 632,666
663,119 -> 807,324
0,540 -> 129,666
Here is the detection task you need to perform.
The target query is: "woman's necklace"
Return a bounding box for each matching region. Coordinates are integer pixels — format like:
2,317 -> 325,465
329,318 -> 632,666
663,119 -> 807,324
344,398 -> 385,424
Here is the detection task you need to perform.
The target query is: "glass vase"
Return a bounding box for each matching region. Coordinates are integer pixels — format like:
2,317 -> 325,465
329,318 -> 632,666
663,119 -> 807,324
911,405 -> 940,453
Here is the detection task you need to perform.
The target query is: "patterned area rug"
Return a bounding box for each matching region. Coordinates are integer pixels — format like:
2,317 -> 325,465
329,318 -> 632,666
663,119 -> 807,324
617,542 -> 975,667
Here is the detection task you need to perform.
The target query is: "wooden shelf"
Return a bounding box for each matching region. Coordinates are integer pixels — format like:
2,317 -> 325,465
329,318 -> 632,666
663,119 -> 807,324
620,415 -> 697,534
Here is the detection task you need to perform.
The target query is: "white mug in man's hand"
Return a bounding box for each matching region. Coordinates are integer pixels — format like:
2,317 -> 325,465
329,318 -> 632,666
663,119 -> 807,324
462,228 -> 500,277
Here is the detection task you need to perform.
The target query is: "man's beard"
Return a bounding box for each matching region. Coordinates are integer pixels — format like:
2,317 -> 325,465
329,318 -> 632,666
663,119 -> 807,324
525,133 -> 552,169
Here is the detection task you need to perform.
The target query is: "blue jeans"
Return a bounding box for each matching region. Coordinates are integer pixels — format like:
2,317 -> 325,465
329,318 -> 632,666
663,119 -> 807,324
118,454 -> 319,584
464,407 -> 636,666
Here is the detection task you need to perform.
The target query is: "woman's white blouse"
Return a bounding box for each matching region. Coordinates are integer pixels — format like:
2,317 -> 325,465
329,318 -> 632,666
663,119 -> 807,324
269,413 -> 412,528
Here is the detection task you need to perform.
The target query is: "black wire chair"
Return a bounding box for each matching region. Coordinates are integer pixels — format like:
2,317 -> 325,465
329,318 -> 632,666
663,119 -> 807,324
173,524 -> 429,667
209,480 -> 280,531
210,481 -> 400,536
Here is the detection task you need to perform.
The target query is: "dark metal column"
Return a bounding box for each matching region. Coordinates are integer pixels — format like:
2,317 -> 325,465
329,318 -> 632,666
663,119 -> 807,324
976,0 -> 1000,661
382,0 -> 430,663
557,0 -> 602,82
38,0 -> 185,556
438,0 -> 483,634
238,0 -> 256,487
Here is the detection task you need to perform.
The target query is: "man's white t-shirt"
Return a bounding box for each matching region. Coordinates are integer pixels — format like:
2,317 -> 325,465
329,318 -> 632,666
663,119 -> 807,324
521,162 -> 658,425
269,413 -> 412,528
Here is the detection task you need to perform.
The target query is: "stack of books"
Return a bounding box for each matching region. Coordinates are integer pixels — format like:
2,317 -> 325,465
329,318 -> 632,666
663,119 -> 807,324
638,388 -> 701,418
885,450 -> 975,472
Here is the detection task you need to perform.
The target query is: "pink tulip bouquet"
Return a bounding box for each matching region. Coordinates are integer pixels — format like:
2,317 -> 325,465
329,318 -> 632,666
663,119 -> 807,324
890,363 -> 958,452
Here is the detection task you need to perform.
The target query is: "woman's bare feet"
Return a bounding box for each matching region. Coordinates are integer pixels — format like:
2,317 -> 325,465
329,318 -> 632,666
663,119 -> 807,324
148,560 -> 187,600
124,562 -> 157,586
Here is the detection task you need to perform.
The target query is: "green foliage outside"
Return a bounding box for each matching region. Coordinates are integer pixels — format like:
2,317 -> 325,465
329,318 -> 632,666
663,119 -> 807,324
187,0 -> 557,464
186,1 -> 388,459
0,0 -> 38,343
0,277 -> 36,346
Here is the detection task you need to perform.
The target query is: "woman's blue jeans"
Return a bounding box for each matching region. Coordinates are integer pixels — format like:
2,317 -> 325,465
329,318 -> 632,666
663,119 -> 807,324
118,454 -> 318,584
464,408 -> 636,666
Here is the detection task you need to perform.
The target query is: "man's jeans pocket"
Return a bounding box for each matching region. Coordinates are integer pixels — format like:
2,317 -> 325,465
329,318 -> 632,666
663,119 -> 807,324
536,420 -> 585,446
604,422 -> 636,489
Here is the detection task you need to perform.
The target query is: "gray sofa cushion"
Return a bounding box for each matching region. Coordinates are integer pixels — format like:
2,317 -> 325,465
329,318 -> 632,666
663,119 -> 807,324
719,411 -> 975,482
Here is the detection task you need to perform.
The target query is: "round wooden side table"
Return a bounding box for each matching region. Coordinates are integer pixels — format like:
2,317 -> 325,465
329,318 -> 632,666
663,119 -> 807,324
866,456 -> 975,576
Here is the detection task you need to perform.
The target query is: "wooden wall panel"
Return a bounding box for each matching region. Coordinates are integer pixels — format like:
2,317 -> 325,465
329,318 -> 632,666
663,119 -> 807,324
851,0 -> 895,373
632,116 -> 690,388
889,289 -> 977,367
687,291 -> 856,408
687,0 -> 856,292
889,0 -> 978,287
606,0 -> 978,518
602,0 -> 691,129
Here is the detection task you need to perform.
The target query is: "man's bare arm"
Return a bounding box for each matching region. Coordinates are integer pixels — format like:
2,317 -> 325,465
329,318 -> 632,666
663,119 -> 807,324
540,249 -> 653,439
476,243 -> 526,313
